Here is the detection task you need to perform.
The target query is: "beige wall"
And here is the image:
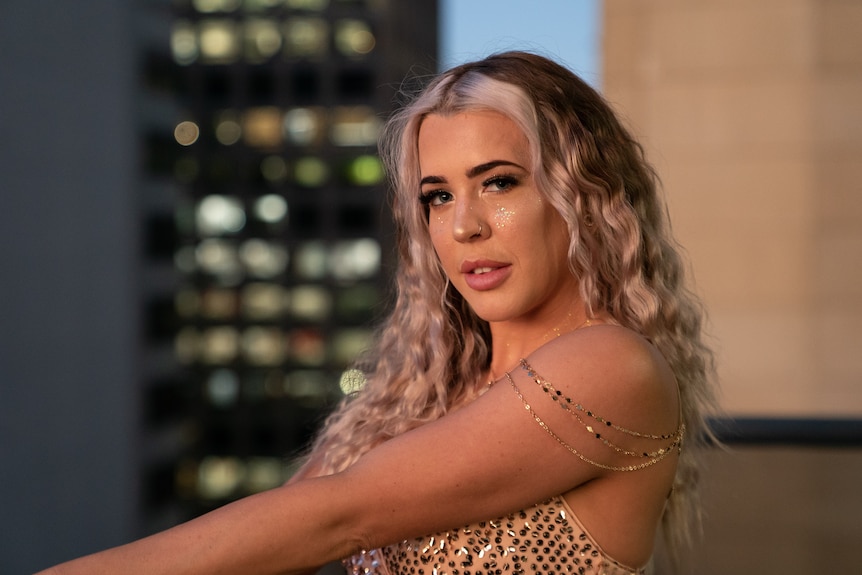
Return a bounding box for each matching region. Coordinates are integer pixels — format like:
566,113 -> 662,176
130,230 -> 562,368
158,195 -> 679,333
603,0 -> 862,416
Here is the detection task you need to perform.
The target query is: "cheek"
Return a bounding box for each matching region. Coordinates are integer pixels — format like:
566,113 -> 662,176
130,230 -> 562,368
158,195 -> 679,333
428,214 -> 446,239
427,217 -> 451,258
492,205 -> 515,229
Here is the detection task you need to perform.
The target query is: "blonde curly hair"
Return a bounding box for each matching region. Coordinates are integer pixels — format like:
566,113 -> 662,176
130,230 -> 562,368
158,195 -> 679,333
308,51 -> 717,560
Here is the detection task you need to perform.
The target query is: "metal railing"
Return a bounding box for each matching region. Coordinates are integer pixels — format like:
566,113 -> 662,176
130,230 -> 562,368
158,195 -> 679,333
709,417 -> 862,446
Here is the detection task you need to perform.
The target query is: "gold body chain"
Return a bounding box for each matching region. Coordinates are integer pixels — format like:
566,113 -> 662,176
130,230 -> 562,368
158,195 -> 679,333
505,360 -> 684,472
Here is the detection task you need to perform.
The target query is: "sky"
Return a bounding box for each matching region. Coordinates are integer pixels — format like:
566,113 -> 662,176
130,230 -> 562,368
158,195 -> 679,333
439,0 -> 600,86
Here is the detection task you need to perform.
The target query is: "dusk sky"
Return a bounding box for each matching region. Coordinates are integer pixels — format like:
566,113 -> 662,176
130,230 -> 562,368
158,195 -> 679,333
440,0 -> 600,86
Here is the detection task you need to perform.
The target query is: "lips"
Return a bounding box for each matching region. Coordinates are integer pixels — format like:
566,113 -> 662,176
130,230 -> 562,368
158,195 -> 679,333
460,259 -> 512,291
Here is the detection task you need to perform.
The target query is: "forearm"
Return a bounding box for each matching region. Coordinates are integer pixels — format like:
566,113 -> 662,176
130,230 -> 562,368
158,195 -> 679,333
37,477 -> 362,575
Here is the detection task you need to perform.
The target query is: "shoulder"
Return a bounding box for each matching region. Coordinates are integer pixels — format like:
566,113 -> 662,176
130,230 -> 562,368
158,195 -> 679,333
519,325 -> 680,442
529,324 -> 671,380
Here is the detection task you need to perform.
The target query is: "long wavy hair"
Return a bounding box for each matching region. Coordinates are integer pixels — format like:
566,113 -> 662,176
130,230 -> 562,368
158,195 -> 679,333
308,51 -> 717,558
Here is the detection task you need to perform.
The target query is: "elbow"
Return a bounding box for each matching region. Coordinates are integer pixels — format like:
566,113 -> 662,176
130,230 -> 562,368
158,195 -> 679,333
305,469 -> 388,564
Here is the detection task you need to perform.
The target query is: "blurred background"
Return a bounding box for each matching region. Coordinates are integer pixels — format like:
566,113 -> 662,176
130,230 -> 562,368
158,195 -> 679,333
1,1 -> 860,573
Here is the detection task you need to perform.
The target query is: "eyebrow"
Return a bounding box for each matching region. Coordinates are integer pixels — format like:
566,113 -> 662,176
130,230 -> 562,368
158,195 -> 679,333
419,160 -> 526,186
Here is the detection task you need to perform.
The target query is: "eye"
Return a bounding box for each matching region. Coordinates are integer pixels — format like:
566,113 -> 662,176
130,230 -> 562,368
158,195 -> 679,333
483,175 -> 518,192
419,190 -> 453,207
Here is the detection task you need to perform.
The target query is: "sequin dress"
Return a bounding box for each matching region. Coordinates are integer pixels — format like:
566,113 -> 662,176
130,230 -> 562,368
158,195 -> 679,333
344,495 -> 645,575
343,359 -> 676,575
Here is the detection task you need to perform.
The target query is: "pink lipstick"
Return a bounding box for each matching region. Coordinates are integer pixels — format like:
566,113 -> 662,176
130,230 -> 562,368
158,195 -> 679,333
461,259 -> 512,291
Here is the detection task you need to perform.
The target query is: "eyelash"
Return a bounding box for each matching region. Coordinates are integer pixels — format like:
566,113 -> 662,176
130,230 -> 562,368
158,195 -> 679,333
418,174 -> 520,206
418,190 -> 449,206
483,174 -> 519,191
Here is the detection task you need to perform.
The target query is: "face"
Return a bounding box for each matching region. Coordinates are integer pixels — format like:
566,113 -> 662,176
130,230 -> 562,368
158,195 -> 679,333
417,110 -> 580,326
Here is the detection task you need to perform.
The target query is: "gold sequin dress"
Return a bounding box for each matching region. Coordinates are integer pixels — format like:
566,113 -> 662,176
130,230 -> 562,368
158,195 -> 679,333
343,359 -> 679,575
344,495 -> 644,575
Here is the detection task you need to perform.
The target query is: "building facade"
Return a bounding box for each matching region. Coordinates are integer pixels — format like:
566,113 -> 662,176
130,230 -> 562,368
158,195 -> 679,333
602,1 -> 862,571
0,1 -> 437,571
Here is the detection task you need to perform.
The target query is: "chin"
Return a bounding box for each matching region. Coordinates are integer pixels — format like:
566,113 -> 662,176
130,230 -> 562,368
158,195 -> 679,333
465,305 -> 517,324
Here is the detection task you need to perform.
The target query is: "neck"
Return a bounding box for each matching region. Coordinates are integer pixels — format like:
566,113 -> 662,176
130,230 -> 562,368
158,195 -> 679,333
486,308 -> 594,382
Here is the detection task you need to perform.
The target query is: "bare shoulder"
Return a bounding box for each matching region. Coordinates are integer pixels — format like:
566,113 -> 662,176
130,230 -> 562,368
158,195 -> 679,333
521,324 -> 679,436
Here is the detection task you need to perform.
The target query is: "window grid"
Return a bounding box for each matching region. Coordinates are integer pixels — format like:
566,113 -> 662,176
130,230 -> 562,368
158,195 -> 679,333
139,0 -> 436,528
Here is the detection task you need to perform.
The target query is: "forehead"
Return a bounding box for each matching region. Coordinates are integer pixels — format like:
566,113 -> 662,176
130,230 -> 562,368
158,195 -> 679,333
417,111 -> 531,173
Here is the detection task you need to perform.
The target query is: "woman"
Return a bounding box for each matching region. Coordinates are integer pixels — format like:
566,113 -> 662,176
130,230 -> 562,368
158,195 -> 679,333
39,51 -> 715,575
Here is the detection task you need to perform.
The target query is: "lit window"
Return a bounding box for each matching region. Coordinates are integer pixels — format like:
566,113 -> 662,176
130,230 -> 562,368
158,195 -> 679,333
244,18 -> 282,63
239,239 -> 289,278
345,155 -> 384,185
205,368 -> 240,407
242,327 -> 286,366
329,238 -> 381,280
253,194 -> 288,224
241,282 -> 287,320
242,107 -> 283,149
171,21 -> 198,65
260,155 -> 289,183
200,288 -> 238,319
196,239 -> 243,283
283,17 -> 328,58
293,241 -> 327,279
293,156 -> 328,187
283,107 -> 325,146
334,19 -> 375,57
331,328 -> 373,365
197,456 -> 245,500
331,106 -> 380,146
199,20 -> 241,64
196,195 -> 246,236
289,329 -> 326,365
289,284 -> 332,321
215,110 -> 242,145
200,326 -> 241,364
244,458 -> 286,494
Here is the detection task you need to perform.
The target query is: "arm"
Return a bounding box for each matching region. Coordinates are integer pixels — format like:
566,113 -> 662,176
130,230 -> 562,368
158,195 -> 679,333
39,325 -> 678,575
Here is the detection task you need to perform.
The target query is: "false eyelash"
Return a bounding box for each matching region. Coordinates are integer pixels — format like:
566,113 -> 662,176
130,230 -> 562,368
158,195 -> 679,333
418,189 -> 453,206
482,174 -> 519,188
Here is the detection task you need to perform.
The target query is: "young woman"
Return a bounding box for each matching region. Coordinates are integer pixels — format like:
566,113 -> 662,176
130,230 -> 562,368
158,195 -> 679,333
39,51 -> 716,575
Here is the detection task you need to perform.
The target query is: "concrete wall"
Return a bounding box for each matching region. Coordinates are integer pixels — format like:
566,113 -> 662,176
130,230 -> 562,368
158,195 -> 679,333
603,0 -> 862,417
602,1 -> 862,571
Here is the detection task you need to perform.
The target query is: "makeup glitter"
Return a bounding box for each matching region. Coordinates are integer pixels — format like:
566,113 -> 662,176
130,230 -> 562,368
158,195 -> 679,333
493,205 -> 515,228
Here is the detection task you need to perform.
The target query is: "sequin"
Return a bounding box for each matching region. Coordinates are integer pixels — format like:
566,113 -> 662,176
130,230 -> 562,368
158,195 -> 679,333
343,497 -> 644,575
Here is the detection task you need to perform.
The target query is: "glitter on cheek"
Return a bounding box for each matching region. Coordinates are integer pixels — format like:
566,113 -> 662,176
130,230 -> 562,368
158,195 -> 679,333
493,206 -> 515,229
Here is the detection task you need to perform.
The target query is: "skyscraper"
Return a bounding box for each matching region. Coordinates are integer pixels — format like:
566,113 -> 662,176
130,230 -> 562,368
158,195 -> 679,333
0,1 -> 437,570
140,0 -> 439,532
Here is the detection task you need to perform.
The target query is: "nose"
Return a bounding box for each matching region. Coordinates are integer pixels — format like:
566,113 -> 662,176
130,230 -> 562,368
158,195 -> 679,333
452,199 -> 487,242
